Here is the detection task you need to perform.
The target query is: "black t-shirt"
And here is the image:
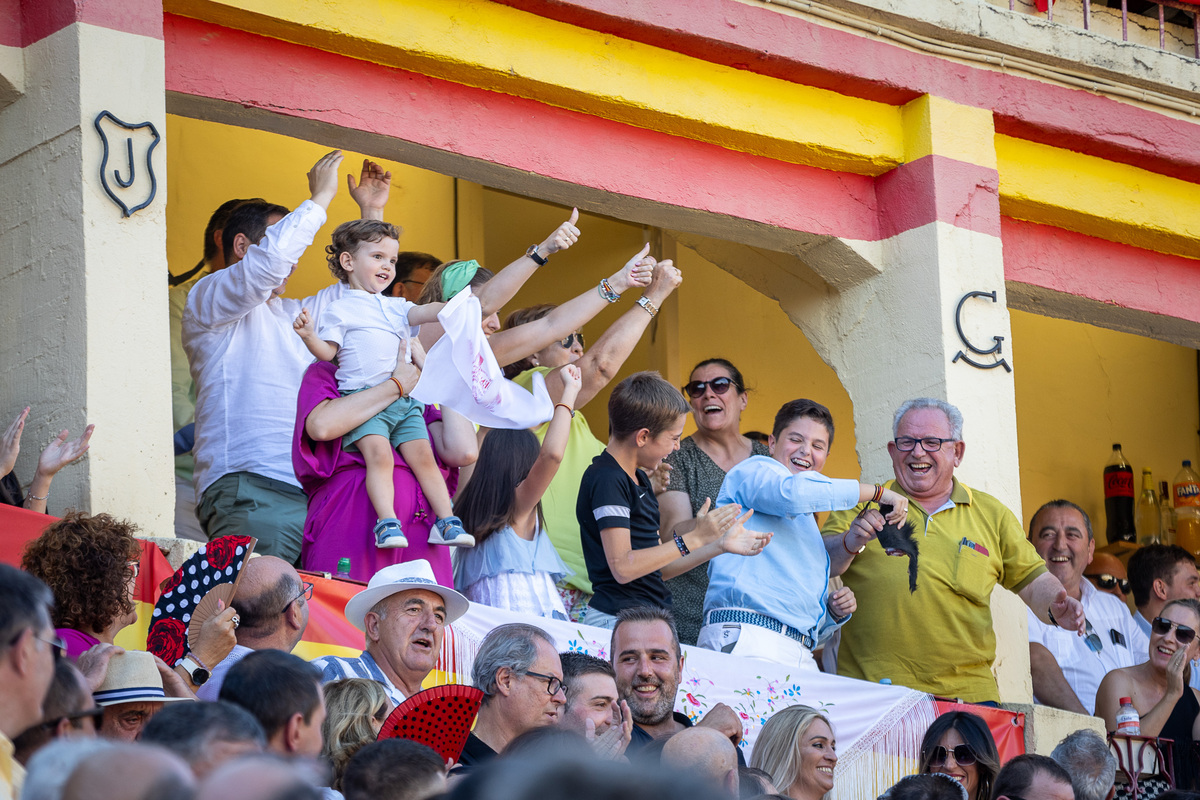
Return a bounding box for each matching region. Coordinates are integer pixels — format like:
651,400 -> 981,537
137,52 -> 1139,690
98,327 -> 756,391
576,450 -> 671,615
452,733 -> 497,773
0,471 -> 23,508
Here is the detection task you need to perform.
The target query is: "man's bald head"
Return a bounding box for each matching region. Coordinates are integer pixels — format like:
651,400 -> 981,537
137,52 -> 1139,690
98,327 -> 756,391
62,743 -> 194,800
1085,552 -> 1130,603
196,755 -> 322,800
233,556 -> 308,650
662,727 -> 739,796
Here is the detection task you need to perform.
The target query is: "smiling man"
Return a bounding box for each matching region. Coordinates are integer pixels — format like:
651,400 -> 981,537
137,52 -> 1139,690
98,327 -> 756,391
311,560 -> 469,705
1026,500 -> 1148,714
700,399 -> 909,667
822,397 -> 1086,704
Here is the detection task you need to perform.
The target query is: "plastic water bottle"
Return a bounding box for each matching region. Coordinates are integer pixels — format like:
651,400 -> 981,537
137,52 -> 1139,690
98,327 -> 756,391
336,557 -> 352,579
1116,697 -> 1141,736
1174,461 -> 1200,557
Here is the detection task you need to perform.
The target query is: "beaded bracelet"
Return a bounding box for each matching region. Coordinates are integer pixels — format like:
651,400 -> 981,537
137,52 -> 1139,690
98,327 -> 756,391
598,278 -> 621,303
871,483 -> 884,503
673,531 -> 690,556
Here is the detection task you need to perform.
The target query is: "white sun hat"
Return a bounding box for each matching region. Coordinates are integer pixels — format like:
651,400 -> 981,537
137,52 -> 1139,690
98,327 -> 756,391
343,559 -> 470,632
92,650 -> 194,706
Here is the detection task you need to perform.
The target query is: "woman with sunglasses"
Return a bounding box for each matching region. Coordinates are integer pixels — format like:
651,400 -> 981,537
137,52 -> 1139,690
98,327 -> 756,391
1096,597 -> 1200,790
917,711 -> 1001,800
655,359 -> 768,644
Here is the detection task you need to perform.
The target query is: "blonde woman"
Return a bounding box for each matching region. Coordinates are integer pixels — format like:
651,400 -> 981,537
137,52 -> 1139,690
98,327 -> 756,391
322,679 -> 394,794
750,705 -> 838,800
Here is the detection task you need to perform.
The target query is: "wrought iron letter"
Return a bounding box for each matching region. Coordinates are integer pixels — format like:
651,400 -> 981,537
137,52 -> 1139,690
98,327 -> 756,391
952,290 -> 1012,372
94,110 -> 160,217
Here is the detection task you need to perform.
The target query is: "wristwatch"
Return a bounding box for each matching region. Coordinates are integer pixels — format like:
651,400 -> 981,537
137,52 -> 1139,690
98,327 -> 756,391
180,655 -> 210,686
525,244 -> 549,266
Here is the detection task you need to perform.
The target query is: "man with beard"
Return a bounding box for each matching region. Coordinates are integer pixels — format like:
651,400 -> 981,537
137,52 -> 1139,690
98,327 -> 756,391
608,607 -> 742,755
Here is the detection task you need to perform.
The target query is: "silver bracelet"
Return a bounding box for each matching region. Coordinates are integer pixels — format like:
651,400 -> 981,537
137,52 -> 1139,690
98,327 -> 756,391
597,278 -> 620,303
26,491 -> 48,501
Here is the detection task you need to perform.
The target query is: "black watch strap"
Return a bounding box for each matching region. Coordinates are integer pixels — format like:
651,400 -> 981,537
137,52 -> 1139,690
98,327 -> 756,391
526,244 -> 549,266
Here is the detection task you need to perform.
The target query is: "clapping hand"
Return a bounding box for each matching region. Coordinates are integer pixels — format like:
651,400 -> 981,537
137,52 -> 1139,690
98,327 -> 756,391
647,461 -> 673,495
0,407 -> 29,477
36,425 -> 95,479
347,158 -> 392,217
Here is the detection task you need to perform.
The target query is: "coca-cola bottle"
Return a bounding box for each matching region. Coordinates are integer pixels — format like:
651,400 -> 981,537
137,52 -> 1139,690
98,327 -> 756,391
1104,443 -> 1136,544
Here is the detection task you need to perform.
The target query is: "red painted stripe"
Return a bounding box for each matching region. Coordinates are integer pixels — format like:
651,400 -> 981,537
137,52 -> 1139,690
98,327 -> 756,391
1,0 -> 162,48
877,155 -> 1001,239
1002,217 -> 1200,325
164,15 -> 882,242
493,0 -> 1200,185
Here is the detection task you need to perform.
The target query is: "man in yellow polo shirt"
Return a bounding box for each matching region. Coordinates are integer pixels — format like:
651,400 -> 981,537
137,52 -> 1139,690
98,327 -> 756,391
821,398 -> 1085,704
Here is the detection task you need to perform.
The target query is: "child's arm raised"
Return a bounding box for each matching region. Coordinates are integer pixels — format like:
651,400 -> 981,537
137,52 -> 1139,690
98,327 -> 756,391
511,365 -> 582,523
348,158 -> 391,221
293,308 -> 339,362
406,302 -> 447,326
487,244 -> 654,367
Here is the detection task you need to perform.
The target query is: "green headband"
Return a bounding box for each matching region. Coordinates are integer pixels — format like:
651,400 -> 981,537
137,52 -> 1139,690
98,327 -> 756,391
440,259 -> 481,301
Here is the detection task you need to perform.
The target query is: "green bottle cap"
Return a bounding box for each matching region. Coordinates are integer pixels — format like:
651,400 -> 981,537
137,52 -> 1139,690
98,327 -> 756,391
336,557 -> 351,572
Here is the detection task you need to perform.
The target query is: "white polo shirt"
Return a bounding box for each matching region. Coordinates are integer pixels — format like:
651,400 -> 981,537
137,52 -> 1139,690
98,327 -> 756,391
1028,579 -> 1148,714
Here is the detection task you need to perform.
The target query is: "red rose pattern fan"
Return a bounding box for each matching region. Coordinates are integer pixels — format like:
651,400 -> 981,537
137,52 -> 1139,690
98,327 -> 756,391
377,684 -> 484,763
146,535 -> 256,665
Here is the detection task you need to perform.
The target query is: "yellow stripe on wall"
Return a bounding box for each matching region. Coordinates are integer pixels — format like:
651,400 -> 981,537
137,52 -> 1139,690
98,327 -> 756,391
167,0 -> 905,175
997,135 -> 1200,260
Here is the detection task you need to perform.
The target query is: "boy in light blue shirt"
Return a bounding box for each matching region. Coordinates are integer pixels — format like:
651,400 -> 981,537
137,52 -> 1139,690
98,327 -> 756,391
700,399 -> 909,668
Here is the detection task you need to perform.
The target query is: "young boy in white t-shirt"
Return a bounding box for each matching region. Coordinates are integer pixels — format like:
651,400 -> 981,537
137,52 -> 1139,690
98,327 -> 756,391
294,219 -> 471,550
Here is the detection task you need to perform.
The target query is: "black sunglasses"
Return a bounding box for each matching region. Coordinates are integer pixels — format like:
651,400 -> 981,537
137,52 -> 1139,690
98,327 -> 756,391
1085,573 -> 1130,594
1152,616 -> 1197,646
559,332 -> 584,350
683,376 -> 739,399
926,743 -> 978,767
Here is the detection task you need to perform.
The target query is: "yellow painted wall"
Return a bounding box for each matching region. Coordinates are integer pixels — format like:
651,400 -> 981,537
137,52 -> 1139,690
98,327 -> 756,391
1011,309 -> 1200,538
166,115 -> 457,297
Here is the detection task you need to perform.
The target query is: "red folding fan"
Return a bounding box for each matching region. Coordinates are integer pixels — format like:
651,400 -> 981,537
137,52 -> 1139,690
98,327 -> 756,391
377,684 -> 484,763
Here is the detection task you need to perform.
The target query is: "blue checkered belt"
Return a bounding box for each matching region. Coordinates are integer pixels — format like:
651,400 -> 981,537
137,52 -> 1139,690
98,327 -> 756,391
704,609 -> 815,650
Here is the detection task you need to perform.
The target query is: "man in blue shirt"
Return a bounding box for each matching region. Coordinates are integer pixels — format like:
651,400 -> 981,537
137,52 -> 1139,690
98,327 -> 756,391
699,399 -> 908,668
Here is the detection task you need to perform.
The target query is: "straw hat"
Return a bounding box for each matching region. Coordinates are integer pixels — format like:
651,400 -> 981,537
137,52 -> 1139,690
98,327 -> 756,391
92,650 -> 193,706
344,560 -> 469,632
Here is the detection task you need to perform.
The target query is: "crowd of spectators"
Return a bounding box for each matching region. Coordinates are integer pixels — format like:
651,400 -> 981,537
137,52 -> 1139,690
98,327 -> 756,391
1,152 -> 1195,800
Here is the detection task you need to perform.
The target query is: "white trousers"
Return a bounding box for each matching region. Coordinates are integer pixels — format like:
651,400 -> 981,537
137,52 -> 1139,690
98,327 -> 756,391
697,620 -> 819,671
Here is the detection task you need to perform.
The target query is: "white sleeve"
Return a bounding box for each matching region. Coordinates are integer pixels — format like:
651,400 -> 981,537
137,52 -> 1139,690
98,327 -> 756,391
186,200 -> 328,328
317,302 -> 349,347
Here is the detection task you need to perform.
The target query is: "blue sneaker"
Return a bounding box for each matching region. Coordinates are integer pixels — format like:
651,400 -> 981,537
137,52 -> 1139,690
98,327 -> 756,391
428,516 -> 475,547
373,518 -> 408,549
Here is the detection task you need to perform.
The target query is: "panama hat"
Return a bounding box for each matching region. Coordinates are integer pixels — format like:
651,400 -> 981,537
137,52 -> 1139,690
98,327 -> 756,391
344,560 -> 469,632
93,650 -> 194,706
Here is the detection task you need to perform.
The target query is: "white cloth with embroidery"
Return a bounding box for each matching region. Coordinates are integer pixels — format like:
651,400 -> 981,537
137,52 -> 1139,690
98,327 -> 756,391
445,601 -> 938,800
409,287 -> 554,429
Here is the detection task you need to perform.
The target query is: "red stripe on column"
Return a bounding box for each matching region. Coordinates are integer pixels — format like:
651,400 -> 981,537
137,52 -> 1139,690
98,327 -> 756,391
164,15 -> 883,242
877,155 -> 1001,239
493,0 -> 1200,185
1,0 -> 162,48
1002,217 -> 1200,326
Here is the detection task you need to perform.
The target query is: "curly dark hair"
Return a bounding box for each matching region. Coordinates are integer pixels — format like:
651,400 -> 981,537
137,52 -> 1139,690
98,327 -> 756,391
324,219 -> 400,282
22,511 -> 142,634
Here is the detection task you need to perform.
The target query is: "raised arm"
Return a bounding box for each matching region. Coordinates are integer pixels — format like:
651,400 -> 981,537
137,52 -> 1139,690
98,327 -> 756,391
512,366 -> 581,522
24,424 -> 95,515
488,244 -> 654,367
186,151 -> 342,329
348,158 -> 392,221
293,308 -> 339,362
473,209 -> 581,315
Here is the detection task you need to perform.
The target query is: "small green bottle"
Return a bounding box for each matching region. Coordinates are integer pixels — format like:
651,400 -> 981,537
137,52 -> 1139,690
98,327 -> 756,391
336,558 -> 351,579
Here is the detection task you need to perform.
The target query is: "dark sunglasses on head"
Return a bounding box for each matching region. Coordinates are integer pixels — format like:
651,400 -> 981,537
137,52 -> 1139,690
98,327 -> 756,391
1152,616 -> 1198,645
926,743 -> 977,767
683,376 -> 739,399
1085,573 -> 1130,594
559,332 -> 584,350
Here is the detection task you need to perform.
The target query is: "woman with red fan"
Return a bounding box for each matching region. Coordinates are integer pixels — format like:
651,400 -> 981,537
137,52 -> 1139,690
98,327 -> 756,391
452,365 -> 580,619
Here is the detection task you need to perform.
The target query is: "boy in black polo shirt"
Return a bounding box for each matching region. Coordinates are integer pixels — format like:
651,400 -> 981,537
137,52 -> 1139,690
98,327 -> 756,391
576,371 -> 769,628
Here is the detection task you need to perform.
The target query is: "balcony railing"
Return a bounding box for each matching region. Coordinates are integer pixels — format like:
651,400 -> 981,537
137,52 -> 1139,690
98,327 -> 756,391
1012,0 -> 1199,58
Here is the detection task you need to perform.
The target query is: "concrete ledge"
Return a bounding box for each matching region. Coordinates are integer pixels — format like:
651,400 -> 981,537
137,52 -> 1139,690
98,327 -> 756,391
1005,702 -> 1106,755
141,535 -> 203,571
0,44 -> 22,109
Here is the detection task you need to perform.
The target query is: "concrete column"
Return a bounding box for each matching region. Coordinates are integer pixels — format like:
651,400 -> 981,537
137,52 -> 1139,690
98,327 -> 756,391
0,0 -> 172,531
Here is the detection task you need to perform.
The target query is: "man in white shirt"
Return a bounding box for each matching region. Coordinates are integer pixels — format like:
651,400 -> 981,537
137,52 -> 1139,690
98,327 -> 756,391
183,152 -> 348,562
1027,500 -> 1148,714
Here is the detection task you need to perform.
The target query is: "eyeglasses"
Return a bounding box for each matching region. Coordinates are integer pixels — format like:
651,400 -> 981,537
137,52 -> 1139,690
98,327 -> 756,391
1151,617 -> 1197,646
894,437 -> 957,453
34,632 -> 66,660
522,670 -> 566,696
127,560 -> 140,578
559,332 -> 585,350
925,743 -> 978,767
281,581 -> 315,614
1085,573 -> 1130,594
683,377 -> 739,399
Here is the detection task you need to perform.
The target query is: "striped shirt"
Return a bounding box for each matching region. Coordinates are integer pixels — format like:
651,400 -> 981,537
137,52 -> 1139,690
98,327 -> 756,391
310,651 -> 407,706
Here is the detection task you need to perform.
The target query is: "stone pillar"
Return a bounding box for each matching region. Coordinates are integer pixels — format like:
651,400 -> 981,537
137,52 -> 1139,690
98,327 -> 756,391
0,0 -> 172,531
